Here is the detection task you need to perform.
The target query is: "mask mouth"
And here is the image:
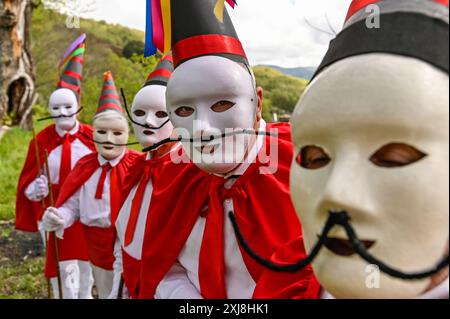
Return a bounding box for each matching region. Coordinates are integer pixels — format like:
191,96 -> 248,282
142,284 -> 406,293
143,130 -> 155,136
103,145 -> 115,151
322,236 -> 376,257
142,129 -> 276,153
121,88 -> 170,130
37,107 -> 83,122
80,132 -> 138,147
229,210 -> 449,280
196,144 -> 220,155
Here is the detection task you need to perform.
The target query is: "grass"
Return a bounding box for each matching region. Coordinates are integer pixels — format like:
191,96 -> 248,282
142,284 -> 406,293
0,257 -> 47,299
0,120 -> 47,221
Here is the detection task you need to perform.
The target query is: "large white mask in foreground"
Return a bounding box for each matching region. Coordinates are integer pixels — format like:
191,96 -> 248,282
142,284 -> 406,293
166,56 -> 262,175
48,88 -> 79,131
290,53 -> 449,298
93,111 -> 129,160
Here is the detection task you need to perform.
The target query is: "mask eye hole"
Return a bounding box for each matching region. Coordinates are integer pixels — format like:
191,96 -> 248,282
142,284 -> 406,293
113,132 -> 123,136
297,145 -> 331,170
211,100 -> 235,113
97,130 -> 107,135
155,111 -> 168,118
174,106 -> 195,117
133,109 -> 146,117
65,105 -> 72,109
370,143 -> 427,168
52,106 -> 59,111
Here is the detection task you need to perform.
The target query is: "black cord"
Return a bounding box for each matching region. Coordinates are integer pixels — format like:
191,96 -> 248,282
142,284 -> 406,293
120,88 -> 170,130
142,130 -> 278,153
78,131 -> 140,147
37,107 -> 84,122
229,210 -> 449,280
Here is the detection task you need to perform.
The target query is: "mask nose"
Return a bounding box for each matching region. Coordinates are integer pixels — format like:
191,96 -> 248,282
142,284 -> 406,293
193,110 -> 221,140
144,111 -> 159,128
318,157 -> 376,221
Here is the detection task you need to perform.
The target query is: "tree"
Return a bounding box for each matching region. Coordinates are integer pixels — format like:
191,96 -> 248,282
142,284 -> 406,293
0,0 -> 39,129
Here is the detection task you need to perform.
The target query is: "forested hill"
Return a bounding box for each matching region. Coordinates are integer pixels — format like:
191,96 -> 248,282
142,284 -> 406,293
30,7 -> 308,123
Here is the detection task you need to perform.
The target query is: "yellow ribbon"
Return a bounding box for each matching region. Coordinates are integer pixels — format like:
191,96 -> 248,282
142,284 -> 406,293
214,0 -> 226,23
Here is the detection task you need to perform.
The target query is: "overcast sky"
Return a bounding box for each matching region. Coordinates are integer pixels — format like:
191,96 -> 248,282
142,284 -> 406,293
79,0 -> 352,67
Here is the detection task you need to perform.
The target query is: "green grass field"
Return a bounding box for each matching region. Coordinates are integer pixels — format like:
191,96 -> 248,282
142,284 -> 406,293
0,121 -> 47,221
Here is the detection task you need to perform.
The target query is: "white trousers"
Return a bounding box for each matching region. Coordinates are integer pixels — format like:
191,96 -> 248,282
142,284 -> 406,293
91,264 -> 114,299
38,222 -> 94,299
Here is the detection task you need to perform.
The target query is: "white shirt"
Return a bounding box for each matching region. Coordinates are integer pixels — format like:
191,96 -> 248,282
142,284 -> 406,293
116,144 -> 182,260
58,151 -> 125,229
25,122 -> 93,201
155,120 -> 267,299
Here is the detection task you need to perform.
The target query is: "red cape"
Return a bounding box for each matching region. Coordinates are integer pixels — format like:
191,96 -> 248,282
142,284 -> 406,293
253,236 -> 321,299
15,124 -> 95,232
119,150 -> 182,298
55,149 -> 141,224
139,122 -> 319,299
47,149 -> 140,273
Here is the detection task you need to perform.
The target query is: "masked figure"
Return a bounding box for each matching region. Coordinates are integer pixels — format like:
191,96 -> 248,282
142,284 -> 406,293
41,71 -> 140,299
138,0 -> 320,299
15,34 -> 96,299
114,54 -> 181,299
260,0 -> 449,299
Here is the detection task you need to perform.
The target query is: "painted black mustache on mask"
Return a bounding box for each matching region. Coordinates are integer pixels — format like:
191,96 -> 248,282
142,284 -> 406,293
37,107 -> 84,122
79,131 -> 139,147
120,88 -> 170,130
229,210 -> 449,280
141,130 -> 278,153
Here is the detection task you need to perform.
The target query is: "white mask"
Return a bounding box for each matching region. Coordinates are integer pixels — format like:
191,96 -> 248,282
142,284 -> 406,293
290,54 -> 449,298
48,88 -> 78,131
131,85 -> 174,149
93,111 -> 129,160
166,56 -> 259,175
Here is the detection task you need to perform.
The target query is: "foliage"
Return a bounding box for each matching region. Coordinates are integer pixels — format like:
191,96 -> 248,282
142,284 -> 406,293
253,66 -> 308,121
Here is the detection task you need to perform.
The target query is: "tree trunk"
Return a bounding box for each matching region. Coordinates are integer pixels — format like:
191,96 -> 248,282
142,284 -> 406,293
0,0 -> 37,129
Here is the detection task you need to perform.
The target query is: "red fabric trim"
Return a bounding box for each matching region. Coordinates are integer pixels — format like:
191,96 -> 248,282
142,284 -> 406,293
100,94 -> 120,101
173,34 -> 246,67
434,0 -> 449,6
147,68 -> 172,81
102,85 -> 116,91
71,56 -> 84,64
97,103 -> 123,113
63,70 -> 81,80
345,0 -> 380,22
57,80 -> 80,93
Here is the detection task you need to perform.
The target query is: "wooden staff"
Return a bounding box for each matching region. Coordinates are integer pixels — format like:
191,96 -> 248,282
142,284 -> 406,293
43,149 -> 63,299
31,127 -> 52,299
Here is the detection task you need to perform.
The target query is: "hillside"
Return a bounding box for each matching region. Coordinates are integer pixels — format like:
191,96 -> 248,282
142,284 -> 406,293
30,7 -> 307,123
0,6 -> 310,299
264,65 -> 317,81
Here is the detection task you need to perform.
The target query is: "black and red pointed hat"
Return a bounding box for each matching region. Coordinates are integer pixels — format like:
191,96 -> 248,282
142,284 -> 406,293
145,0 -> 245,69
313,0 -> 449,80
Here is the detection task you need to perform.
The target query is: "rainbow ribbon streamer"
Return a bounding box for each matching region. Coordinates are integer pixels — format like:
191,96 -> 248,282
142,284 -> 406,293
59,33 -> 86,70
145,0 -> 238,57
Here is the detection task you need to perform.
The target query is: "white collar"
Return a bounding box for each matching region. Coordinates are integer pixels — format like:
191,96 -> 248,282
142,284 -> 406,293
321,276 -> 449,299
97,150 -> 125,168
218,119 -> 267,180
55,121 -> 80,137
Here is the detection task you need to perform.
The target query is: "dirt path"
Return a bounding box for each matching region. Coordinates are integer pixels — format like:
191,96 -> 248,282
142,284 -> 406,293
0,220 -> 47,299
